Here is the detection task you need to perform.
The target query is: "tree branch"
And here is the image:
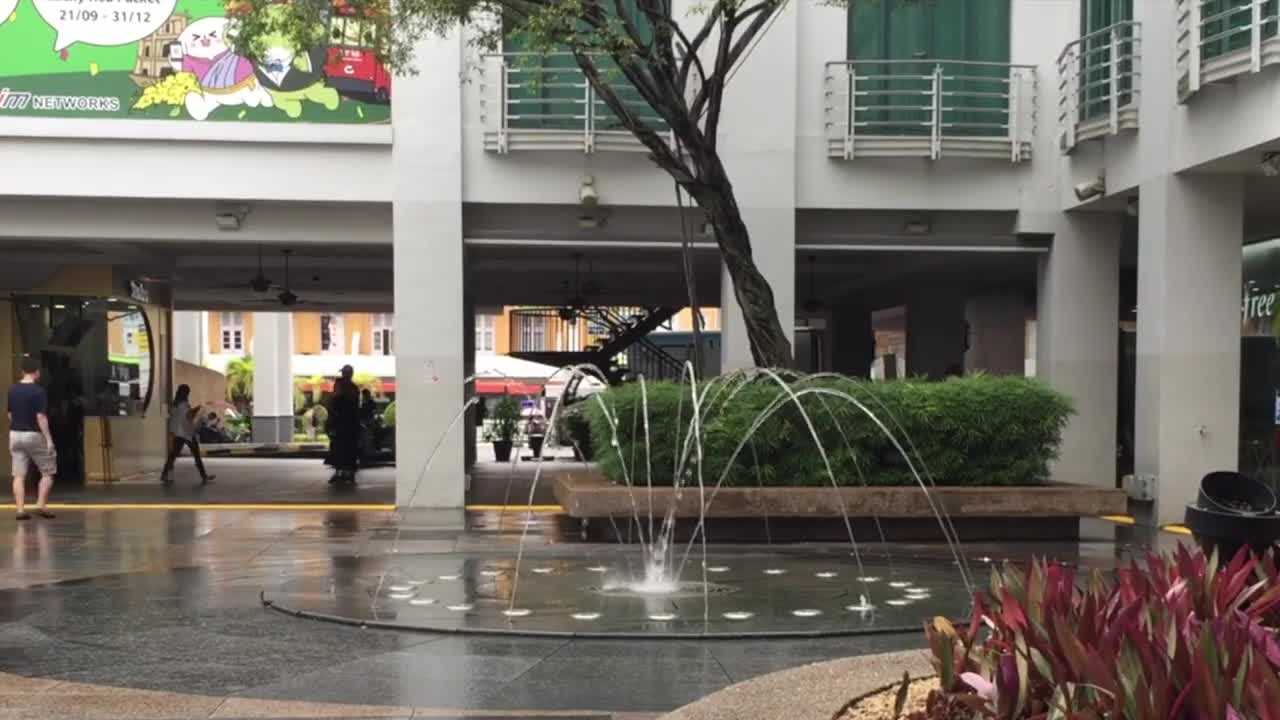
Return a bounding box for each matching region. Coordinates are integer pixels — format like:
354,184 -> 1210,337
571,51 -> 695,184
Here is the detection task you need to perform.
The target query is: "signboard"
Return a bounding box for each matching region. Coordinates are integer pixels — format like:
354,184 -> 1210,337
0,0 -> 390,124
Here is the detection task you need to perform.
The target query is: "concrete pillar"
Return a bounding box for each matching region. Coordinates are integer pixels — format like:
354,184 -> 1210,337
1037,213 -> 1121,489
250,311 -> 293,443
391,32 -> 465,508
718,0 -> 796,372
964,290 -> 1027,376
172,311 -> 202,365
831,304 -> 874,378
463,295 -> 476,471
0,299 -> 14,478
906,287 -> 967,379
1135,174 -> 1245,525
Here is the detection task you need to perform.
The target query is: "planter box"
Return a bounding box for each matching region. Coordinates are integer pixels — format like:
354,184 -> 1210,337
553,471 -> 1128,542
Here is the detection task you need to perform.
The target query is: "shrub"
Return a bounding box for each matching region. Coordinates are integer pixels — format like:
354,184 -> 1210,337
382,401 -> 396,429
555,401 -> 595,460
584,374 -> 1073,487
914,546 -> 1280,720
486,395 -> 521,443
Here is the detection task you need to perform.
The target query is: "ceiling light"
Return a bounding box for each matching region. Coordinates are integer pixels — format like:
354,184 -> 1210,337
579,176 -> 598,207
215,203 -> 250,231
1261,152 -> 1280,177
1074,176 -> 1106,202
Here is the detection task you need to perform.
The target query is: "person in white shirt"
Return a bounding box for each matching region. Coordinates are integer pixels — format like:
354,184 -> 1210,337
161,385 -> 214,486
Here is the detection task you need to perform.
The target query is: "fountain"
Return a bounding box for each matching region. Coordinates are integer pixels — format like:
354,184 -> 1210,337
265,365 -> 981,637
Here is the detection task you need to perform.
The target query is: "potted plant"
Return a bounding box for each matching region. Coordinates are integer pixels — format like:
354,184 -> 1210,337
487,395 -> 521,463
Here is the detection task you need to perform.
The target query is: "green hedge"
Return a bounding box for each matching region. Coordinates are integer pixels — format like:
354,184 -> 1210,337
585,375 -> 1074,487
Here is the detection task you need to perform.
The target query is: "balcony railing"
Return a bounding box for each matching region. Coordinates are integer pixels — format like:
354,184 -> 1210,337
1177,0 -> 1280,100
823,59 -> 1037,162
1058,21 -> 1141,152
479,53 -> 671,154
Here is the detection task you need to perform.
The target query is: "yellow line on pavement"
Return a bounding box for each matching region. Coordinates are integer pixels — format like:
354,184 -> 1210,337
0,503 -> 396,511
465,504 -> 564,513
1099,514 -> 1137,525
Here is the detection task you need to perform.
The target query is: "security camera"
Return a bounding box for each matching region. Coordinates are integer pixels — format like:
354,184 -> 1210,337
579,176 -> 598,207
1074,176 -> 1106,202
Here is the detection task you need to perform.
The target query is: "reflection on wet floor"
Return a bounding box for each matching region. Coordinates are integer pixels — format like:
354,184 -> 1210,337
0,507 -> 1178,713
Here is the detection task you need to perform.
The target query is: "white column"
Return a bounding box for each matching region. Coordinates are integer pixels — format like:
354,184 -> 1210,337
1037,212 -> 1121,489
718,0 -> 797,372
251,311 -> 294,443
964,290 -> 1027,376
1135,174 -> 1245,525
172,311 -> 202,365
392,32 -> 465,508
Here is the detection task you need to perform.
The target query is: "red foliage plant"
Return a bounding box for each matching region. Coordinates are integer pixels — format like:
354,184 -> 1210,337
914,545 -> 1280,720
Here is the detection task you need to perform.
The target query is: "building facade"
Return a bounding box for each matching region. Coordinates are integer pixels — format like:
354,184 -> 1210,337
2,0 -> 1277,523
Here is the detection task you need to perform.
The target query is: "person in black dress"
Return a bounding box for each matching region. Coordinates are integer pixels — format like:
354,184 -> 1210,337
326,378 -> 360,484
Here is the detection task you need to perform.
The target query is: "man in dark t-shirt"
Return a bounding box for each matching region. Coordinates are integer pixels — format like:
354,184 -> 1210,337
7,356 -> 56,520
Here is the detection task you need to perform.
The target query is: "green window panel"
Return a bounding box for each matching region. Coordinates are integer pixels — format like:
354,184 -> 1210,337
503,4 -> 665,133
1200,0 -> 1278,63
846,0 -> 1011,139
1078,0 -> 1134,122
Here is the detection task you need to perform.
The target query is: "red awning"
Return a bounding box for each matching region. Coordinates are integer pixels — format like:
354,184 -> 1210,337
476,380 -> 543,396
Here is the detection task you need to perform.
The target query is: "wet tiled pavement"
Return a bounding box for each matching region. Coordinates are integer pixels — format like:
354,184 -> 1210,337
0,493 -> 1171,718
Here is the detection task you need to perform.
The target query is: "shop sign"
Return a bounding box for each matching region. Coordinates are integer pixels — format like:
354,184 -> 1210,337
0,0 -> 390,124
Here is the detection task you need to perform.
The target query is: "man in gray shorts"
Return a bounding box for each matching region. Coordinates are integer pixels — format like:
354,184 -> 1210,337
8,356 -> 56,520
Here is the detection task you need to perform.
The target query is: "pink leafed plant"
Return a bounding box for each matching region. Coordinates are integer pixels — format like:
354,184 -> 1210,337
911,544 -> 1280,720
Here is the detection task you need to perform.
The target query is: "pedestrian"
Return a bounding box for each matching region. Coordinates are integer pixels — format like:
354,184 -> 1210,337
326,377 -> 360,484
161,384 -> 214,485
8,356 -> 56,520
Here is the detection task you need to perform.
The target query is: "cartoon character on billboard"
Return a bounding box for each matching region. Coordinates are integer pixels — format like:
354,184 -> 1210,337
168,16 -> 272,120
251,4 -> 339,118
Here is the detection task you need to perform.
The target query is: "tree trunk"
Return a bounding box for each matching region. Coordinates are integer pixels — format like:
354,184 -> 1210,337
688,161 -> 793,369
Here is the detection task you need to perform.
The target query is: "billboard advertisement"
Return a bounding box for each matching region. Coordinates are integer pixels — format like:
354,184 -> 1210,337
0,0 -> 390,123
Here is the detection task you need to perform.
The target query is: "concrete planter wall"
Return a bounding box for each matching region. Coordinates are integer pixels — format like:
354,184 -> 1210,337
554,472 -> 1128,542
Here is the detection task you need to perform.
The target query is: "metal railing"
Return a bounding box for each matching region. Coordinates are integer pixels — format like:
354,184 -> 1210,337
507,306 -> 683,382
479,53 -> 671,153
823,59 -> 1037,162
1177,0 -> 1280,100
1058,21 -> 1141,152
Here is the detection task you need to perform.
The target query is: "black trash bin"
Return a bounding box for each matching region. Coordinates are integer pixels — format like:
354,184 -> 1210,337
1185,471 -> 1280,559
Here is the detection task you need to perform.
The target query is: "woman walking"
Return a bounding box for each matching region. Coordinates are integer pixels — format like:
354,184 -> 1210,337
162,385 -> 214,486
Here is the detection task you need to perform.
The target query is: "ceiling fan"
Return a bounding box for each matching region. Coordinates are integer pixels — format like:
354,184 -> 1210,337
239,249 -> 330,308
212,244 -> 277,293
546,253 -> 599,319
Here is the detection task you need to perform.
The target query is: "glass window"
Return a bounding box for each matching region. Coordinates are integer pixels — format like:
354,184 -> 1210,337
475,315 -> 496,354
13,296 -> 155,417
372,313 -> 394,355
220,311 -> 244,352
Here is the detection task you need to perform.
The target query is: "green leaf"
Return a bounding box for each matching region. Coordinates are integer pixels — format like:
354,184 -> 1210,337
893,670 -> 911,720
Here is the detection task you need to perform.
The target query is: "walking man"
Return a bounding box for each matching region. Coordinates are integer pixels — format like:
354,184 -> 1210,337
8,356 -> 56,520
